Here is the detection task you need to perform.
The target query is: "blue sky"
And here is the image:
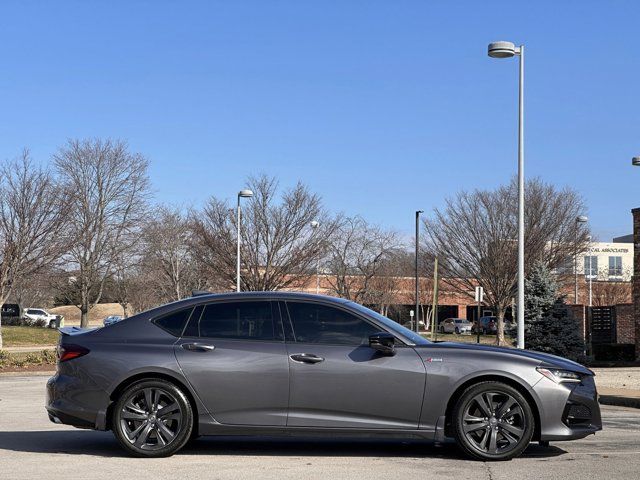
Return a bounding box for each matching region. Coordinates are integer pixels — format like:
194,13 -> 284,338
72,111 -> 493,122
1,1 -> 638,240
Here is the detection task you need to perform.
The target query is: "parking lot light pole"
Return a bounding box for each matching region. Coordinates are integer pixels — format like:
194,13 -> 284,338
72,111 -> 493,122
415,210 -> 423,333
574,215 -> 588,304
310,220 -> 320,294
237,189 -> 254,292
488,40 -> 525,349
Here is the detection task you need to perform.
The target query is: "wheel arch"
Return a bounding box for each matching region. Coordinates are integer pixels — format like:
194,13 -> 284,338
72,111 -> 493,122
106,371 -> 201,435
443,374 -> 542,441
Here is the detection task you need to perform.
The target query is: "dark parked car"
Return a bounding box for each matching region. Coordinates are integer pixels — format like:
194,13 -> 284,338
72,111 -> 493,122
47,292 -> 601,461
473,316 -> 497,334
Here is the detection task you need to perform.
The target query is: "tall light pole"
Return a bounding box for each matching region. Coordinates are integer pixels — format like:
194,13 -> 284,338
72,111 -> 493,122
310,220 -> 320,294
574,215 -> 588,304
586,235 -> 593,307
415,210 -> 423,333
488,41 -> 525,349
236,189 -> 253,292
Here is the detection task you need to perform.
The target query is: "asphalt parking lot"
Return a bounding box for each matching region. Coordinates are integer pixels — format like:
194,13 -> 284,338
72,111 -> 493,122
1,375 -> 639,480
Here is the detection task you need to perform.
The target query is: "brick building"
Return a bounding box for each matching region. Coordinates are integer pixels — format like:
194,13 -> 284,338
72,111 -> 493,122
633,208 -> 640,359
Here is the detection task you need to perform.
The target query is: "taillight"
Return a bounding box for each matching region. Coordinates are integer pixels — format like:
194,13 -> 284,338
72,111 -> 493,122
57,344 -> 90,362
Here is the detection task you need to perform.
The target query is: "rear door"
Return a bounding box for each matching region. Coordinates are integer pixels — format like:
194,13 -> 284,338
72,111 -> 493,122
175,300 -> 289,426
283,301 -> 426,429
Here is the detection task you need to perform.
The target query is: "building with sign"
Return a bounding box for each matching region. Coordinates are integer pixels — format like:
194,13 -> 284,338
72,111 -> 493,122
576,240 -> 634,281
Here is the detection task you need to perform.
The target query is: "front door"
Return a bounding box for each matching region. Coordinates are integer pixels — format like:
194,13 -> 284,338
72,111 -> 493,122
175,300 -> 289,426
283,301 -> 426,429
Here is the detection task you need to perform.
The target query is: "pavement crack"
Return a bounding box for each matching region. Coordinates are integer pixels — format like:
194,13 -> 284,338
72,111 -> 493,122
483,462 -> 494,480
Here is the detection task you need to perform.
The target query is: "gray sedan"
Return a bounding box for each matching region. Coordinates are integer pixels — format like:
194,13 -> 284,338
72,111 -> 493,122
46,292 -> 601,461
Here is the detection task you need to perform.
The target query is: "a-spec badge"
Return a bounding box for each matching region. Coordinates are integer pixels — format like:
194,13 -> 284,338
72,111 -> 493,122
425,357 -> 443,363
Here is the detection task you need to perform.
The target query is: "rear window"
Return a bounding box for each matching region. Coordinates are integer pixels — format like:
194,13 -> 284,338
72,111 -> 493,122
153,308 -> 193,336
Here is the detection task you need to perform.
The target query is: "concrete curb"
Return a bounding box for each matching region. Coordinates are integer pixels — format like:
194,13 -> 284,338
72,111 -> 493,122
599,395 -> 640,409
0,370 -> 55,377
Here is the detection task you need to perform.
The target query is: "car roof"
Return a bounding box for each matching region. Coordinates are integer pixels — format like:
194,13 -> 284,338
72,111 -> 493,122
156,291 -> 352,312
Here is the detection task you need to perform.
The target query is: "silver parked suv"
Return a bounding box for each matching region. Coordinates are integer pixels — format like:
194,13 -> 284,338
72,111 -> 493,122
46,292 -> 601,460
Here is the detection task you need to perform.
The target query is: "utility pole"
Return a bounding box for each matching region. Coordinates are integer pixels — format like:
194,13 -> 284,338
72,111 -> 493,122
431,256 -> 439,341
415,210 -> 423,334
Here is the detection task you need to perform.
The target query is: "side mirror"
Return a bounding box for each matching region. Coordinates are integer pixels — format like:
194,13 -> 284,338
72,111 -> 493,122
369,332 -> 396,356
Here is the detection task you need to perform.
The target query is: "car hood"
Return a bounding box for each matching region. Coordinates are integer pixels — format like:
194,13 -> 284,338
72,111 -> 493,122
422,342 -> 592,375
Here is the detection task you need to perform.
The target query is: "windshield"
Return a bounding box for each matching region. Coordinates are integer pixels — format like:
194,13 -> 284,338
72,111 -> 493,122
345,301 -> 430,345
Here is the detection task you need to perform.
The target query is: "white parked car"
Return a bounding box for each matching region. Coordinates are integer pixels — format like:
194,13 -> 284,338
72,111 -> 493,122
23,308 -> 64,328
439,318 -> 472,334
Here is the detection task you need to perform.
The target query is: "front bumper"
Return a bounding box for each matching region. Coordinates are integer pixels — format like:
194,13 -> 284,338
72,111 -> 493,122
533,374 -> 602,441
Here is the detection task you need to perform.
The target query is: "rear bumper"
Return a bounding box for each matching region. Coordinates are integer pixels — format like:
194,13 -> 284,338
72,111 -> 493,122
46,373 -> 110,430
533,375 -> 602,441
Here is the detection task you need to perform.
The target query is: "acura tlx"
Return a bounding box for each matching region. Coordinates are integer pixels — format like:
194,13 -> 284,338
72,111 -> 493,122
46,292 -> 601,460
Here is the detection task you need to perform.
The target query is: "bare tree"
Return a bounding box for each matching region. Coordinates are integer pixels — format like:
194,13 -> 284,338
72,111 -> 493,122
0,151 -> 69,347
325,216 -> 402,304
191,175 -> 335,291
110,241 -> 141,318
590,267 -> 633,306
54,139 -> 150,327
140,206 -> 206,303
424,178 -> 588,345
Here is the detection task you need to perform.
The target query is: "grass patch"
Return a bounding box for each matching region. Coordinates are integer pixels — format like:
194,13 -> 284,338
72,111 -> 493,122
0,349 -> 57,369
1,326 -> 60,347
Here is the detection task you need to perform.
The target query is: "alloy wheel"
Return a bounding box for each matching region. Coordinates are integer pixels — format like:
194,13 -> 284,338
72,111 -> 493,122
120,387 -> 183,450
461,391 -> 527,455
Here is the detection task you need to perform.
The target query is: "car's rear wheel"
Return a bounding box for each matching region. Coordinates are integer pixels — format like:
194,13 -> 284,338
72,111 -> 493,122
452,381 -> 534,461
112,379 -> 193,457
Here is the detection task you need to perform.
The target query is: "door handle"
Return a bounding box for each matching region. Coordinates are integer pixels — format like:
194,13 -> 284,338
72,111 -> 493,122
181,343 -> 215,352
289,353 -> 324,364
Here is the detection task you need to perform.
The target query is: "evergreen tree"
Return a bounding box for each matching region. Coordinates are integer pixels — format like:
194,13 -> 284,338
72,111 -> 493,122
522,262 -> 585,361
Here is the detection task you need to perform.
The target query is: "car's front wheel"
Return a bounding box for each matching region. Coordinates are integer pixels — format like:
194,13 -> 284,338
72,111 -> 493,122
112,379 -> 193,457
452,381 -> 534,461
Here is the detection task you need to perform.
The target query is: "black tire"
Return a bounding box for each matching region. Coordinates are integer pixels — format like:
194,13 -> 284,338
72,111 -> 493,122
49,319 -> 59,329
112,379 -> 193,458
455,327 -> 460,334
452,381 -> 534,461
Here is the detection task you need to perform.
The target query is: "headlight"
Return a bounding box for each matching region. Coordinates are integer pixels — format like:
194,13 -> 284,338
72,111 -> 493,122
536,367 -> 582,384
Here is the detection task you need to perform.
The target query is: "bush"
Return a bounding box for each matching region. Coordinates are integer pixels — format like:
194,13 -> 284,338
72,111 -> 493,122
592,344 -> 636,362
0,349 -> 57,369
2,317 -> 47,327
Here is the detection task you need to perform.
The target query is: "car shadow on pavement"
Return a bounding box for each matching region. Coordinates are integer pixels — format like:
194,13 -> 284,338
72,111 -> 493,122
0,430 -> 567,460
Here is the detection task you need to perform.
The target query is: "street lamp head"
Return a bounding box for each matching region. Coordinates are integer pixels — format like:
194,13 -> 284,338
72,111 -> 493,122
632,157 -> 640,166
488,41 -> 519,58
238,189 -> 253,198
310,220 -> 319,228
576,215 -> 589,223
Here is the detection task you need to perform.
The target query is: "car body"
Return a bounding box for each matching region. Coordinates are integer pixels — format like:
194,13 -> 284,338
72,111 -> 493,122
103,315 -> 124,327
473,316 -> 498,334
23,308 -> 64,328
439,318 -> 472,334
46,292 -> 601,460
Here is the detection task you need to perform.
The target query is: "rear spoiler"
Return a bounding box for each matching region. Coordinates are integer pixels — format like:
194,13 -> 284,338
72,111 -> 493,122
59,326 -> 95,336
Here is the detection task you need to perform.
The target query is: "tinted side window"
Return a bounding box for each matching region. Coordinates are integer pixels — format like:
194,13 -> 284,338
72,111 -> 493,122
153,308 -> 193,336
197,301 -> 278,341
286,302 -> 379,345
